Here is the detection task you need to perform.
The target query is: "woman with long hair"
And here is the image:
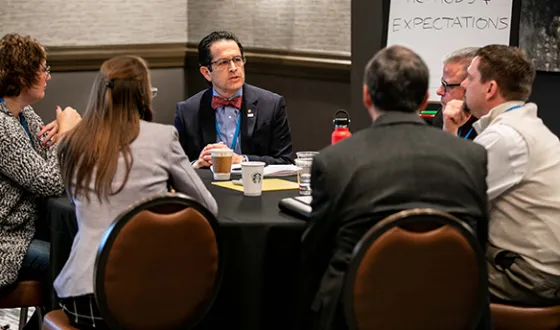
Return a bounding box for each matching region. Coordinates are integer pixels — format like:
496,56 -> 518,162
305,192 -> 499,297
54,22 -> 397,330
55,55 -> 217,329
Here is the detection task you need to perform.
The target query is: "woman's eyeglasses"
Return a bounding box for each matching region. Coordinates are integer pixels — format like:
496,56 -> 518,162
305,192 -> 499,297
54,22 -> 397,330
41,64 -> 51,76
151,87 -> 158,98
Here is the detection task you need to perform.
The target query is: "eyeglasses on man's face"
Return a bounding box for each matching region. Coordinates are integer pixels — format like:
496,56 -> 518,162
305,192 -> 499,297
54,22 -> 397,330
151,87 -> 158,98
208,55 -> 246,72
440,78 -> 462,93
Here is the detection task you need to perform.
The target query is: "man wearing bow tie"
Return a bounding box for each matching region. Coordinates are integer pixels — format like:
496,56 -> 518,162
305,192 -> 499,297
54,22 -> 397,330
174,31 -> 294,168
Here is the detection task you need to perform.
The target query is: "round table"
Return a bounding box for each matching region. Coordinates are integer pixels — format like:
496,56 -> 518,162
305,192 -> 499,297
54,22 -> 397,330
47,169 -> 307,330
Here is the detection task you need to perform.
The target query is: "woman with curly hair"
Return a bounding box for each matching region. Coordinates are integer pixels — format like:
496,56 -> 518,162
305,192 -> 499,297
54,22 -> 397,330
0,33 -> 81,315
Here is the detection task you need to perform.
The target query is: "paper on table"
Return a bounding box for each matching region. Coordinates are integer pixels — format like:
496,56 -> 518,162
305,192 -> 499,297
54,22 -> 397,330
212,164 -> 300,177
212,178 -> 299,192
263,164 -> 300,177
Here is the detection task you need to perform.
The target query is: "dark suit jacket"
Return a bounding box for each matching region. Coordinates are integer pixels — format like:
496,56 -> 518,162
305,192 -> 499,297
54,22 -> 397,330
174,84 -> 293,165
432,108 -> 478,140
300,112 -> 489,330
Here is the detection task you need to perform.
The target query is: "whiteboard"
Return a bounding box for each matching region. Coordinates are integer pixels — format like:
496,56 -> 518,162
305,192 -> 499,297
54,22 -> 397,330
386,0 -> 514,102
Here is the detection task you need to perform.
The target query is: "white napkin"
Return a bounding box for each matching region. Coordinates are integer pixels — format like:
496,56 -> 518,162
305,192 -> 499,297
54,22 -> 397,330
263,164 -> 301,177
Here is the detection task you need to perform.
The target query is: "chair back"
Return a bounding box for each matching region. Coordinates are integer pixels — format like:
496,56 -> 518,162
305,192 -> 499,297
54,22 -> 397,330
343,208 -> 487,330
94,193 -> 221,330
491,303 -> 560,330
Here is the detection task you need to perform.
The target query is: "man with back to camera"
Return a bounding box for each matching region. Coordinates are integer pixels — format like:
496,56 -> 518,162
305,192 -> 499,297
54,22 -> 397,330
174,31 -> 293,168
432,47 -> 479,140
443,45 -> 560,306
299,45 -> 490,330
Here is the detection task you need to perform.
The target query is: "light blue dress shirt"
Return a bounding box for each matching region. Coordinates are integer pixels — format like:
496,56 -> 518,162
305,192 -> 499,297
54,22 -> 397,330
213,88 -> 242,154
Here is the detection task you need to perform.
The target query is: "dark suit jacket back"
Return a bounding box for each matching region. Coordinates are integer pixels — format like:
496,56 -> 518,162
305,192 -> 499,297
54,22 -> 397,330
301,111 -> 489,330
174,84 -> 293,164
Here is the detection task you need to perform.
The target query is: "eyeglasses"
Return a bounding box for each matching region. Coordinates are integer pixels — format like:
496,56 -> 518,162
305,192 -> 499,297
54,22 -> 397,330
440,78 -> 462,93
208,56 -> 246,72
41,64 -> 51,76
151,87 -> 158,98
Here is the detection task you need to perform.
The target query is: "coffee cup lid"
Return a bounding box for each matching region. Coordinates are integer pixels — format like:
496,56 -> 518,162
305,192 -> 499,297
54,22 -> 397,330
211,148 -> 233,156
241,161 -> 265,167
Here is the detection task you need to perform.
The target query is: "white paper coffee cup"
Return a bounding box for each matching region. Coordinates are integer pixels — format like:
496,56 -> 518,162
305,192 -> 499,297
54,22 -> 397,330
241,161 -> 265,196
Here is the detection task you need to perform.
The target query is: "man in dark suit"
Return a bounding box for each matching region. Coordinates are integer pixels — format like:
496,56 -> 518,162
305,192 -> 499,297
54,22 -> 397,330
175,31 -> 293,167
300,45 -> 490,330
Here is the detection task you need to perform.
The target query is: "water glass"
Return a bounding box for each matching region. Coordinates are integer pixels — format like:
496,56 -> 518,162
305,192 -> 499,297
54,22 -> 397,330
295,158 -> 313,196
296,151 -> 319,159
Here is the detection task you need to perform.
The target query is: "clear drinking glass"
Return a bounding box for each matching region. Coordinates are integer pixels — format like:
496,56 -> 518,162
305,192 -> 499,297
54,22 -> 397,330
296,151 -> 319,159
295,158 -> 313,196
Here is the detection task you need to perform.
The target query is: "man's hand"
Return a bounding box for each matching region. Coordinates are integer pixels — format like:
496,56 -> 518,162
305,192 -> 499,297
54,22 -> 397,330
232,153 -> 245,164
192,142 -> 226,168
443,99 -> 471,136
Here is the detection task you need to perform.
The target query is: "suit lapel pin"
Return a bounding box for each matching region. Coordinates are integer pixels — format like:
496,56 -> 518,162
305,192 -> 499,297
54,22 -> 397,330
248,109 -> 254,118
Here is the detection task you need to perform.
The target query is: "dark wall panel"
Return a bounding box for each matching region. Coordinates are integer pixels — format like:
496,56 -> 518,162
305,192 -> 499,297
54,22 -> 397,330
350,0 -> 387,132
34,68 -> 185,125
530,72 -> 560,135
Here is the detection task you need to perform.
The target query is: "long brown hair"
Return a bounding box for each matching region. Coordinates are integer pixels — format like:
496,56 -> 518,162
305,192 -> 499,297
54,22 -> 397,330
58,55 -> 154,202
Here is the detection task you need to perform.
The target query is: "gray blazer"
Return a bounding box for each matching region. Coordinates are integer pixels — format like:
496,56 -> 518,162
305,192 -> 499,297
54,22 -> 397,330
0,102 -> 64,288
54,121 -> 218,298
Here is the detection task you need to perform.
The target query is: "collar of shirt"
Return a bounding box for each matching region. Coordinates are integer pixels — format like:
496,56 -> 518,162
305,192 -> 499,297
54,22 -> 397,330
473,100 -> 527,134
0,97 -> 11,116
0,98 -> 31,119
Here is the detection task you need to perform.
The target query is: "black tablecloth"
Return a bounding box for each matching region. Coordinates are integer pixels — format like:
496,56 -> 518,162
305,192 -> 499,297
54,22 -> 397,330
47,169 -> 307,330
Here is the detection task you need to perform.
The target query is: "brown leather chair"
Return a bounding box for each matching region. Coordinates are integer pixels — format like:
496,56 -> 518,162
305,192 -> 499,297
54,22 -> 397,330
43,193 -> 222,330
342,208 -> 488,330
0,280 -> 43,330
41,309 -> 76,330
491,303 -> 560,330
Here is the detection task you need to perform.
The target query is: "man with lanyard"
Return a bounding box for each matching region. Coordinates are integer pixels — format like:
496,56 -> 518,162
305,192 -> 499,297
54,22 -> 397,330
432,47 -> 479,140
175,31 -> 294,168
444,45 -> 560,307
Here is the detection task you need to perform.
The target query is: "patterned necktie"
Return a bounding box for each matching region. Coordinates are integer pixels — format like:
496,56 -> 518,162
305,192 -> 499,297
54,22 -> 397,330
211,95 -> 242,110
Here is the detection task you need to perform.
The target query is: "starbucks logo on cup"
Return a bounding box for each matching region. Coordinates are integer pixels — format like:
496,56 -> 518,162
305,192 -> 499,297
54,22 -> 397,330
252,173 -> 262,184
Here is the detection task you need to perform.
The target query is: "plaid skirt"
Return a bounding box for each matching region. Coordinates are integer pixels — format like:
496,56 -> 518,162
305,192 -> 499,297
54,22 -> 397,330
59,294 -> 109,330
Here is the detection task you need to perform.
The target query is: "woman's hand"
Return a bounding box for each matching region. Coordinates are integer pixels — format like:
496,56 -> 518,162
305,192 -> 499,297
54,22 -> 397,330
38,106 -> 81,147
56,106 -> 81,138
38,119 -> 59,148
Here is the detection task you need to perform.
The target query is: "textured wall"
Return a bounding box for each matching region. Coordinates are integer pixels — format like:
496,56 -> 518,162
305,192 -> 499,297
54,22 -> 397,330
1,0 -> 349,54
188,0 -> 350,55
1,0 -> 187,46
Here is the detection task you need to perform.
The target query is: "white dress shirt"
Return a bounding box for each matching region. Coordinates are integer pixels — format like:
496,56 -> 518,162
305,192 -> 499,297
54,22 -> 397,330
473,123 -> 528,200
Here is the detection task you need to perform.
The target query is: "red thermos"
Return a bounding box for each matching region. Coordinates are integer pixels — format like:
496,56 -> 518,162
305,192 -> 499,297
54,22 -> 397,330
331,109 -> 352,144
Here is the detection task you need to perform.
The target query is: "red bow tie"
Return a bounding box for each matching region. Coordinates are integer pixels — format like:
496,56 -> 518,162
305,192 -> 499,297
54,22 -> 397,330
212,95 -> 242,110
